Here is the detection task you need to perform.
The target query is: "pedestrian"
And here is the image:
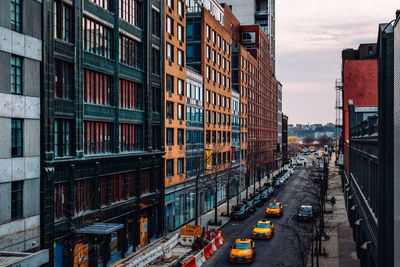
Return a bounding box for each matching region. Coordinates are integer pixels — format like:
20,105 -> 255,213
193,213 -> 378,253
331,196 -> 336,206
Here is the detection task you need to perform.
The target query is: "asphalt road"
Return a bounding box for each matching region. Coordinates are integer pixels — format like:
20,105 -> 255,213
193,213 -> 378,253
203,166 -> 316,267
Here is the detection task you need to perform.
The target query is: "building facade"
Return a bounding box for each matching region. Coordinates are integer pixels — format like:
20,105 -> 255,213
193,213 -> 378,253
41,0 -> 165,265
282,114 -> 288,164
341,44 -> 378,177
219,0 -> 275,72
394,10 -> 400,267
0,0 -> 42,257
277,81 -> 282,167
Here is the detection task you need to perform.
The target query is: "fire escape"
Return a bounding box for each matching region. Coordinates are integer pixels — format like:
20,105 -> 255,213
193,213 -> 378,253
335,79 -> 343,151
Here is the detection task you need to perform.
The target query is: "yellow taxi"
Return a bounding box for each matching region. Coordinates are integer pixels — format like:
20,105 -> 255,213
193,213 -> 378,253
266,202 -> 283,217
229,239 -> 256,263
252,220 -> 274,239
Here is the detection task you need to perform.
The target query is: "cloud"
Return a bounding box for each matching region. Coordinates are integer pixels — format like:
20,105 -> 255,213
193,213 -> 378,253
276,0 -> 399,124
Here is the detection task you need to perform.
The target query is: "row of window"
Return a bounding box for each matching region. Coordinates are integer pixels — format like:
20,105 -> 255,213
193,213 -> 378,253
205,130 -> 231,144
205,110 -> 231,126
205,66 -> 230,89
206,45 -> 231,72
187,107 -> 204,123
166,102 -> 185,120
166,42 -> 185,66
166,158 -> 184,177
166,75 -> 184,95
55,168 -> 159,218
166,17 -> 185,42
209,151 -> 232,167
205,24 -> 231,55
205,90 -> 231,108
166,128 -> 184,146
166,0 -> 185,18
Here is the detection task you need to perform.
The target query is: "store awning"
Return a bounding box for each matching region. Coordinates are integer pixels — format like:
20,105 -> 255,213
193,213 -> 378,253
75,223 -> 124,235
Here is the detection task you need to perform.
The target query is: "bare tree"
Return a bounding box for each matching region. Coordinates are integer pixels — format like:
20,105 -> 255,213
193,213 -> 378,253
303,136 -> 316,146
317,135 -> 331,147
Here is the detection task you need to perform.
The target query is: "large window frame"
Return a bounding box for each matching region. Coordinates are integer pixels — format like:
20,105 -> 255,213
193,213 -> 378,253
54,0 -> 73,43
10,0 -> 22,32
11,56 -> 22,95
83,69 -> 112,105
11,119 -> 23,157
11,181 -> 23,220
55,59 -> 73,99
54,119 -> 72,157
83,17 -> 112,58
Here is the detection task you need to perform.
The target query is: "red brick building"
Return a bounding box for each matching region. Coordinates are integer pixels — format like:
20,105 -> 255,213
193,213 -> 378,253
341,44 -> 378,175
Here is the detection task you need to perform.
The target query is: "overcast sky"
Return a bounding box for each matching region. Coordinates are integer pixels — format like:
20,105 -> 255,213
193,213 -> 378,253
276,0 -> 399,125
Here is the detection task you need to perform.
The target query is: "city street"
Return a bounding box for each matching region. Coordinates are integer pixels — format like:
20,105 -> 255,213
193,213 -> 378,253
203,166 -> 316,267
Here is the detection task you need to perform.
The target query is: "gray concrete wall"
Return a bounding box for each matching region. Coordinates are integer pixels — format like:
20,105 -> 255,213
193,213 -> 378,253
0,0 -> 41,253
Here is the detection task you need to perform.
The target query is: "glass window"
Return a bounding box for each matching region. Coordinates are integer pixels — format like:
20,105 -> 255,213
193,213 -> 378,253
178,158 -> 184,174
11,56 -> 22,95
83,17 -> 112,58
166,43 -> 174,61
54,119 -> 72,157
83,121 -> 113,154
166,159 -> 174,176
178,129 -> 184,145
55,60 -> 73,99
11,181 -> 23,220
177,49 -> 184,66
152,9 -> 160,37
166,74 -> 174,93
166,101 -> 174,119
11,119 -> 23,157
152,48 -> 160,74
178,24 -> 184,42
10,0 -> 22,32
166,16 -> 174,35
119,35 -> 143,69
177,79 -> 184,95
119,0 -> 142,27
54,1 -> 73,42
177,104 -> 184,120
177,1 -> 184,17
166,128 -> 174,146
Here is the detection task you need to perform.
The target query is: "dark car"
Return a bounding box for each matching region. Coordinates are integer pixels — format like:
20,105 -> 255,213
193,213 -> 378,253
260,190 -> 270,202
297,205 -> 313,222
231,204 -> 249,220
253,195 -> 262,207
244,200 -> 256,214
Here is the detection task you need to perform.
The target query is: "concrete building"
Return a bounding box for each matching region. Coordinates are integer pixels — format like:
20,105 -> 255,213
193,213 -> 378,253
0,0 -> 46,265
394,10 -> 400,267
219,0 -> 275,72
41,0 -> 165,265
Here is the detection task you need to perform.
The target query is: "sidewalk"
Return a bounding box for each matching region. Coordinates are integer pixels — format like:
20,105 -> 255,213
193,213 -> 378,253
114,166 -> 289,266
307,156 -> 359,267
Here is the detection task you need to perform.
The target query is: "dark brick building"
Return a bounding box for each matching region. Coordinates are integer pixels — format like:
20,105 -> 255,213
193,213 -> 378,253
41,0 -> 165,265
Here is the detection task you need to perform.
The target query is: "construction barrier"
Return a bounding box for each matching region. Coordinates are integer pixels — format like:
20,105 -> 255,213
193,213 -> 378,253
181,232 -> 224,267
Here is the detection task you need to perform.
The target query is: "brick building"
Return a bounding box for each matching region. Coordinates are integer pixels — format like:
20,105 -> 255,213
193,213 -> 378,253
41,0 -> 165,265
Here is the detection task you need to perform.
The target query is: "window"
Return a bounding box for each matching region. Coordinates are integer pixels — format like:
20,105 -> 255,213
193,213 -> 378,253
11,56 -> 22,95
83,17 -> 112,58
166,101 -> 174,119
89,0 -> 111,10
206,130 -> 210,144
152,48 -> 160,75
84,121 -> 112,154
212,49 -> 216,63
177,49 -> 184,66
206,24 -> 210,39
119,123 -> 143,152
212,111 -> 216,124
83,69 -> 112,105
111,174 -> 125,202
10,0 -> 22,32
54,1 -> 73,42
212,131 -> 216,143
55,183 -> 65,218
166,128 -> 174,145
178,158 -> 184,174
177,24 -> 184,42
166,75 -> 174,93
178,129 -> 184,145
177,104 -> 184,120
55,60 -> 73,99
206,66 -> 210,79
75,179 -> 93,213
206,45 -> 210,59
11,181 -> 23,220
166,16 -> 174,35
11,119 -> 23,157
119,35 -> 143,69
119,79 -> 143,109
119,0 -> 142,27
206,90 -> 210,103
212,30 -> 216,44
55,119 -> 72,157
206,110 -> 210,124
222,40 -> 226,52
177,79 -> 184,95
152,9 -> 160,37
166,43 -> 174,61
127,172 -> 137,197
152,86 -> 161,112
177,1 -> 184,17
99,177 -> 107,206
218,113 -> 221,125
141,169 -> 150,193
166,159 -> 174,177
153,125 -> 161,150
217,35 -> 221,48
167,0 -> 174,10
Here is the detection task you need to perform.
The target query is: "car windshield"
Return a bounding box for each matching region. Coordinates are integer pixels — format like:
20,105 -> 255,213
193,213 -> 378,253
256,223 -> 270,229
233,242 -> 251,250
233,205 -> 244,212
269,204 -> 279,209
300,206 -> 312,213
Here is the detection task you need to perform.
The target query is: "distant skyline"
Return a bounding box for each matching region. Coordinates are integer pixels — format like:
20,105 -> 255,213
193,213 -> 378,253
276,0 -> 399,125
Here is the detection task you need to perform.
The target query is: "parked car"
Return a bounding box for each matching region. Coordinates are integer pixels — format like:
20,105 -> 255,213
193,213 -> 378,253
253,195 -> 262,207
231,203 -> 249,220
260,190 -> 270,202
297,205 -> 313,222
266,186 -> 274,196
243,199 -> 256,214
